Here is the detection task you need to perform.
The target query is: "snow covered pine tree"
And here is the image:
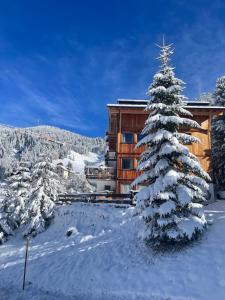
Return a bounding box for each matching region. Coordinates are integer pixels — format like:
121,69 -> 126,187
132,43 -> 210,246
0,185 -> 13,244
23,156 -> 62,237
214,76 -> 225,106
212,76 -> 225,188
0,161 -> 31,243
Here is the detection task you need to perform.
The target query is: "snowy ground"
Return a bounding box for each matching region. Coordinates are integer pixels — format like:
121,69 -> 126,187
1,201 -> 225,300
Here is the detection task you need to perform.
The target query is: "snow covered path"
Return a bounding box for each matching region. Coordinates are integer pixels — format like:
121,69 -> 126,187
1,201 -> 225,300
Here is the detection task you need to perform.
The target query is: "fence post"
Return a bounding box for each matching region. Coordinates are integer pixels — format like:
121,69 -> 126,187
22,237 -> 29,290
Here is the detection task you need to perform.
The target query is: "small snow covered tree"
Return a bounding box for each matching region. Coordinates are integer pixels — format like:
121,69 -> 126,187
132,43 -> 210,246
214,76 -> 225,106
23,156 -> 62,237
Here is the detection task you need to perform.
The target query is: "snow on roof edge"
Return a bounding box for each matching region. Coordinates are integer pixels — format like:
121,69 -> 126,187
107,103 -> 225,109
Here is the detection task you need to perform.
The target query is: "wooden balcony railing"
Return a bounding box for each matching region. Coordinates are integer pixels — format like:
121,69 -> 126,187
117,169 -> 142,180
118,143 -> 145,154
85,167 -> 116,180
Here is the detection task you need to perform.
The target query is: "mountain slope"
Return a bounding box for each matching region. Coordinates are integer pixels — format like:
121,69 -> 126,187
0,125 -> 106,178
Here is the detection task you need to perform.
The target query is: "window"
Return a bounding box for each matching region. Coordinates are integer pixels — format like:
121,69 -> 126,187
137,133 -> 146,142
122,158 -> 133,169
122,132 -> 134,144
104,185 -> 111,191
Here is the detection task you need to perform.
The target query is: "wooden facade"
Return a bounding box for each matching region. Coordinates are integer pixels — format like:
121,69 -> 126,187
106,99 -> 225,193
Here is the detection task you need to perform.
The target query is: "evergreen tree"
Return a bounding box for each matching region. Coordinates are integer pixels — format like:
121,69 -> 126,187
0,185 -> 13,244
9,161 -> 32,198
211,76 -> 225,188
212,114 -> 225,189
214,76 -> 225,106
66,174 -> 93,193
23,156 -> 62,237
132,43 -> 210,246
0,161 -> 31,243
196,92 -> 215,105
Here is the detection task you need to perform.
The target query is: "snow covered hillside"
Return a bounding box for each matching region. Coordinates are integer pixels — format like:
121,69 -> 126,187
0,124 -> 106,244
1,201 -> 225,300
0,124 -> 105,178
54,150 -> 105,175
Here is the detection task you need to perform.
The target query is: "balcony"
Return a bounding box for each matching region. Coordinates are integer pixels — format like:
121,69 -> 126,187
117,169 -> 142,180
85,166 -> 116,180
118,143 -> 145,154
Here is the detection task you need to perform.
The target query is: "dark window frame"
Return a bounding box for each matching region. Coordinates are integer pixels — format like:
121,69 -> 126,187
104,185 -> 111,191
122,158 -> 133,170
122,132 -> 134,144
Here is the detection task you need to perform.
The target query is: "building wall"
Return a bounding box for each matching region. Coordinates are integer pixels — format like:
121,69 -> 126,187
107,105 -> 225,193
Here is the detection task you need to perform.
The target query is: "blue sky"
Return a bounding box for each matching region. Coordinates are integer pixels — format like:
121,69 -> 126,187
1,0 -> 225,136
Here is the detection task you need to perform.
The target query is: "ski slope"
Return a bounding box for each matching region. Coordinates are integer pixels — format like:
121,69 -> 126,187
0,201 -> 225,300
53,150 -> 105,174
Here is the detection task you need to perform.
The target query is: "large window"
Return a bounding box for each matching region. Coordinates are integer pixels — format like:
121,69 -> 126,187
122,132 -> 134,144
122,158 -> 133,169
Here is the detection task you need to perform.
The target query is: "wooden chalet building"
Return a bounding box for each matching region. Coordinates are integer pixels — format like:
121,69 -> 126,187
104,99 -> 225,193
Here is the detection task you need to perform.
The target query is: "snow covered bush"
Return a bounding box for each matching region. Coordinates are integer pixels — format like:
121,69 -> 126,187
132,43 -> 210,247
66,226 -> 79,237
22,156 -> 63,237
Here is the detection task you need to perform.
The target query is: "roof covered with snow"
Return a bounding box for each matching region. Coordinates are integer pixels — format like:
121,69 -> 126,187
107,98 -> 225,110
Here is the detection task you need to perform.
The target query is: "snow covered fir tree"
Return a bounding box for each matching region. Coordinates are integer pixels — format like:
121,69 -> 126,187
132,43 -> 211,246
211,76 -> 225,189
22,155 -> 63,237
214,76 -> 225,106
0,184 -> 14,244
8,160 -> 32,199
0,161 -> 31,243
0,157 -> 63,242
196,92 -> 214,105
